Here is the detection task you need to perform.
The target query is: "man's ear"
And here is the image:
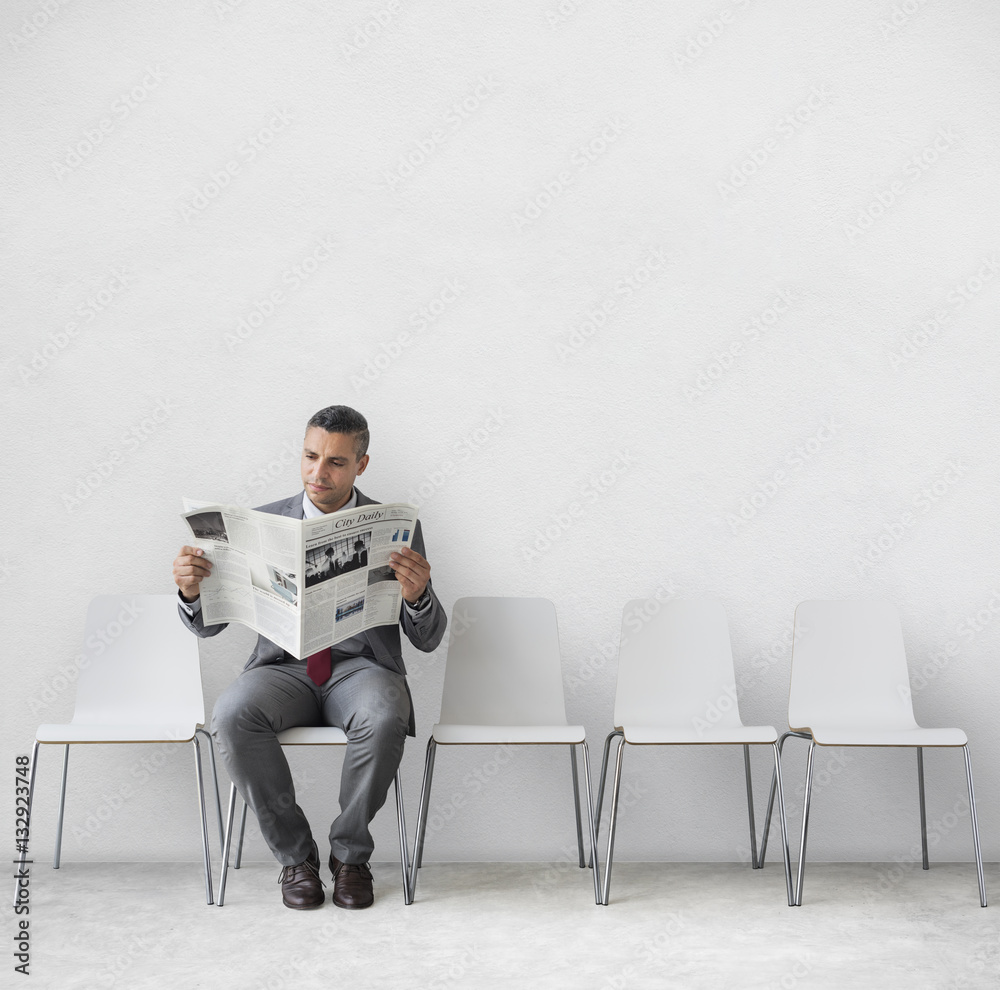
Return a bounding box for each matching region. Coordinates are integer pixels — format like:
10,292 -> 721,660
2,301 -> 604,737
356,454 -> 370,475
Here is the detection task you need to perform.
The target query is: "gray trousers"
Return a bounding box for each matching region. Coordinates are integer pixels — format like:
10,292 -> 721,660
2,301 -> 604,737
211,656 -> 410,866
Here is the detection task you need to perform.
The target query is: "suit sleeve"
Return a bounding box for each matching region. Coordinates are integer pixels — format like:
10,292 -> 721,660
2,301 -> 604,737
176,591 -> 229,639
399,519 -> 447,653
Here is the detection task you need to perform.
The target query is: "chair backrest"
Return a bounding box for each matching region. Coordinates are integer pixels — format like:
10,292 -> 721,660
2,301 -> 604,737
438,598 -> 569,726
613,598 -> 744,729
787,600 -> 918,732
70,595 -> 206,728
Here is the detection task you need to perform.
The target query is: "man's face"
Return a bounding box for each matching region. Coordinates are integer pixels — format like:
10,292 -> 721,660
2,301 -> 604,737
301,427 -> 368,513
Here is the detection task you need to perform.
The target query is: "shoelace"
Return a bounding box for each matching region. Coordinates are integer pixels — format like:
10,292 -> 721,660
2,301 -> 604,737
278,861 -> 325,887
334,861 -> 373,880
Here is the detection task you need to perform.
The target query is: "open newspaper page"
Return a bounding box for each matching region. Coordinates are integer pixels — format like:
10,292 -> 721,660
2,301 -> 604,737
300,502 -> 417,656
181,499 -> 419,657
181,499 -> 303,656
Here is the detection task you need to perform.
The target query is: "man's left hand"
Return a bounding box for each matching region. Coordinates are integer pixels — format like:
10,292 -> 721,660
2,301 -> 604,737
389,547 -> 431,603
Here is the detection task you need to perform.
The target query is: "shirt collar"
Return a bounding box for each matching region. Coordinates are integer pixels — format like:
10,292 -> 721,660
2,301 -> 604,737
301,487 -> 357,519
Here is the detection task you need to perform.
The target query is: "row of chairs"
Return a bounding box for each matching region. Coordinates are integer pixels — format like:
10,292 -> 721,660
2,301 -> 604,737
15,595 -> 988,910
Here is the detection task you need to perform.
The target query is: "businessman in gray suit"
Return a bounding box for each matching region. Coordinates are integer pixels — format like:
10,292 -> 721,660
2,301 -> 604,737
172,405 -> 446,909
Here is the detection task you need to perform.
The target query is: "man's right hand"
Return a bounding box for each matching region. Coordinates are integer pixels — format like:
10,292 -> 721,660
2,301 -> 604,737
173,545 -> 212,602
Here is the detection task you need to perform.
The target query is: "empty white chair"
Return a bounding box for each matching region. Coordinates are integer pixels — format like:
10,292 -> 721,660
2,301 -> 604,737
218,726 -> 412,904
596,599 -> 794,905
409,598 -> 601,903
760,600 -> 987,906
14,595 -> 221,905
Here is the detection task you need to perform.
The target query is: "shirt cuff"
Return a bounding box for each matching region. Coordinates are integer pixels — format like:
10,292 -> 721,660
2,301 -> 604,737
178,590 -> 202,616
403,591 -> 431,615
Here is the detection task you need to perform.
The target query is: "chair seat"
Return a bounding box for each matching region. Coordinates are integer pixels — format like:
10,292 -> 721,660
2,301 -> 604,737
276,726 -> 348,745
432,723 -> 586,745
36,722 -> 199,744
621,724 -> 778,745
802,725 -> 968,747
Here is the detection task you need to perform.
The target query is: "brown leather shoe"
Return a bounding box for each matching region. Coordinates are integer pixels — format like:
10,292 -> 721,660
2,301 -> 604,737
330,855 -> 374,909
279,853 -> 324,909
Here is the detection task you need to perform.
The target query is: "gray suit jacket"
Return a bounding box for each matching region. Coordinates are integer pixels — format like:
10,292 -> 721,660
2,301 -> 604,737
177,488 -> 446,735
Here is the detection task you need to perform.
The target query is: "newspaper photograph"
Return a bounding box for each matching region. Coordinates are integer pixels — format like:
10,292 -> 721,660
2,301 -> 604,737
181,498 -> 419,657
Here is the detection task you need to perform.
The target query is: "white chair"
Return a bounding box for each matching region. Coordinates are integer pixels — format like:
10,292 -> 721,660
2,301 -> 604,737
218,727 -> 412,905
14,594 -> 222,905
760,600 -> 987,906
409,598 -> 601,903
595,599 -> 794,906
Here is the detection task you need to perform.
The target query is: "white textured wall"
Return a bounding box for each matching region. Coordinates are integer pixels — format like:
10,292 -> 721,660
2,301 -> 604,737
3,0 -> 998,866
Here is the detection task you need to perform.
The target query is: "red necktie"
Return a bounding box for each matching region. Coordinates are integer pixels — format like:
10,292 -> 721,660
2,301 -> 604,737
306,647 -> 331,686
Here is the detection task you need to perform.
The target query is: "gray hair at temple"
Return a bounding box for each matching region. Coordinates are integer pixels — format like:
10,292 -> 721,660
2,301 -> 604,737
306,405 -> 370,460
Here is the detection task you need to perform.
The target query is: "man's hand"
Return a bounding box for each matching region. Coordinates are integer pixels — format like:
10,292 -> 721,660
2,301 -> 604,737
173,545 -> 212,602
389,546 -> 431,603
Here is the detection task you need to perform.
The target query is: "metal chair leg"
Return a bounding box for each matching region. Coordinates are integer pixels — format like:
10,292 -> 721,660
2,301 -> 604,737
578,742 -> 602,905
235,802 -> 248,869
600,734 -> 627,905
570,746 -> 585,868
192,736 -> 214,905
394,771 -> 413,904
743,744 -> 758,870
760,730 -> 808,867
196,727 -> 224,854
917,746 -> 929,870
771,742 -> 795,907
217,783 -> 239,907
794,738 -> 817,906
409,738 -> 437,898
589,730 -> 621,869
53,745 -> 69,869
962,746 -> 987,907
13,740 -> 40,908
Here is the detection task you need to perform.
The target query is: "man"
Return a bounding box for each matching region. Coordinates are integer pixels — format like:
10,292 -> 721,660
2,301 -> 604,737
172,405 -> 446,909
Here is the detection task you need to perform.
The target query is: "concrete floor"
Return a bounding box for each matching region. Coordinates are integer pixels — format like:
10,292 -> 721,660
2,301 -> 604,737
8,860 -> 997,989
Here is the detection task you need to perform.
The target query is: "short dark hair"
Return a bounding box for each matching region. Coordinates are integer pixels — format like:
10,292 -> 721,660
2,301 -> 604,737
306,405 -> 369,460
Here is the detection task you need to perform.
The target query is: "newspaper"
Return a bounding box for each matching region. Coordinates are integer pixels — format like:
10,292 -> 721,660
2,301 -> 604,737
181,498 -> 419,657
